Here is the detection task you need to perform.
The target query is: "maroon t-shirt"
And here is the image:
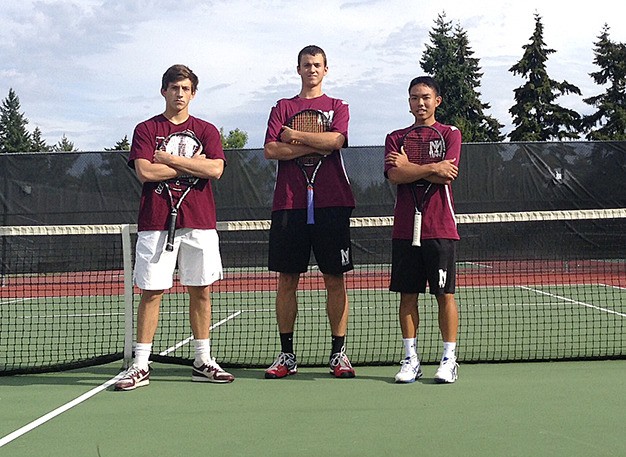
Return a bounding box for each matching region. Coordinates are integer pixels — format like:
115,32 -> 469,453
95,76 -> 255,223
264,94 -> 355,211
128,114 -> 225,231
384,122 -> 462,240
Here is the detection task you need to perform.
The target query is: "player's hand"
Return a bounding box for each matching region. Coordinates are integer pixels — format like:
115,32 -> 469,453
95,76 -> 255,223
432,158 -> 458,180
153,150 -> 171,165
280,126 -> 297,144
385,146 -> 410,168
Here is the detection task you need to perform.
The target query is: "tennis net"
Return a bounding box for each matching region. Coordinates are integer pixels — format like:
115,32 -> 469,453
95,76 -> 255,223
1,209 -> 625,374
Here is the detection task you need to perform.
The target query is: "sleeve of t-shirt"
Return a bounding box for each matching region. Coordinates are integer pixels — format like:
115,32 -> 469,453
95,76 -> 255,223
383,130 -> 402,177
199,122 -> 226,163
263,101 -> 285,145
331,100 -> 349,147
443,126 -> 462,166
128,122 -> 154,169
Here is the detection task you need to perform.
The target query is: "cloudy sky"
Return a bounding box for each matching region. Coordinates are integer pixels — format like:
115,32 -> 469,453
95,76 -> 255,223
1,0 -> 624,151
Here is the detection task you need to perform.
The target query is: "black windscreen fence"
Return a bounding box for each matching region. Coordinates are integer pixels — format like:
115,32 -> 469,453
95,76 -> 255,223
1,142 -> 625,275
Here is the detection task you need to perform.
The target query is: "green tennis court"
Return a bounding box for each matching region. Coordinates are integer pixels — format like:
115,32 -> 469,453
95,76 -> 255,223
2,360 -> 626,456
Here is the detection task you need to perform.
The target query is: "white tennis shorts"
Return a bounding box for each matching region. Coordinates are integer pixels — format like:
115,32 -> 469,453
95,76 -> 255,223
133,229 -> 223,290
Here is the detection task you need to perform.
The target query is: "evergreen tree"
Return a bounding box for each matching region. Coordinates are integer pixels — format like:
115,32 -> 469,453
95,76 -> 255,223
53,134 -> 78,151
508,13 -> 582,141
105,135 -> 131,151
0,88 -> 32,153
581,24 -> 626,140
30,126 -> 51,152
101,135 -> 132,185
420,13 -> 503,142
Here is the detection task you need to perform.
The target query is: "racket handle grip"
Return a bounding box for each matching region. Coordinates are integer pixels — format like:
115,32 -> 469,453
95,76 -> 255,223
412,210 -> 422,247
306,185 -> 315,224
165,209 -> 178,252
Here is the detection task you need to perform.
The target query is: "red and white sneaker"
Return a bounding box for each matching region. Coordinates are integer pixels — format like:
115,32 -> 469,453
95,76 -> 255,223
265,352 -> 298,379
329,348 -> 355,378
115,364 -> 150,391
192,359 -> 235,383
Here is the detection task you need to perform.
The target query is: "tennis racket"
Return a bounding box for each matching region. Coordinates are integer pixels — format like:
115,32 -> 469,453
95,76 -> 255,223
401,125 -> 447,246
158,130 -> 202,252
286,109 -> 331,224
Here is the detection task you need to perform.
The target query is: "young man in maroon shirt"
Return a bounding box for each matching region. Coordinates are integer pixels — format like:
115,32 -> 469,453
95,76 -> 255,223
263,45 -> 356,379
116,64 -> 233,390
384,76 -> 462,384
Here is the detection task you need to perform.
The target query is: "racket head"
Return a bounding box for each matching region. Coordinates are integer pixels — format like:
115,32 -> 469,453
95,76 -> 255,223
401,125 -> 446,165
287,110 -> 330,167
160,130 -> 202,185
286,109 -> 330,135
161,130 -> 202,158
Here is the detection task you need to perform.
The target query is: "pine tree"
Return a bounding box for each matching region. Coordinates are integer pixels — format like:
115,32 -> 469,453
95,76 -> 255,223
508,13 -> 582,141
0,88 -> 32,153
53,134 -> 78,151
30,126 -> 51,152
105,135 -> 131,151
581,24 -> 626,140
420,13 -> 503,142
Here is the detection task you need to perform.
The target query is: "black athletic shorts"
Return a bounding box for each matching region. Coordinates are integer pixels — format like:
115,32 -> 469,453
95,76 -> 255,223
389,238 -> 457,295
268,207 -> 353,275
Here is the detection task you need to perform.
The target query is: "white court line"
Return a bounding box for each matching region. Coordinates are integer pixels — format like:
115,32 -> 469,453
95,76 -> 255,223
600,283 -> 626,291
0,298 -> 34,305
0,310 -> 243,448
520,285 -> 626,318
158,311 -> 242,356
0,372 -> 125,448
14,312 -> 125,320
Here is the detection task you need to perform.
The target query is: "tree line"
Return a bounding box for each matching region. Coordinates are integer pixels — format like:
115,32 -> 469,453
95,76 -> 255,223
1,12 -> 624,153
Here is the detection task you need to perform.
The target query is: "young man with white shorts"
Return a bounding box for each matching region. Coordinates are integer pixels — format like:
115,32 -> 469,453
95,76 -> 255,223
115,64 -> 233,391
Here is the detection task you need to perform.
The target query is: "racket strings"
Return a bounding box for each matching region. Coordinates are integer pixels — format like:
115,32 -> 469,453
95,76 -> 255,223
289,112 -> 329,166
292,115 -> 326,133
164,137 -> 200,158
403,134 -> 445,164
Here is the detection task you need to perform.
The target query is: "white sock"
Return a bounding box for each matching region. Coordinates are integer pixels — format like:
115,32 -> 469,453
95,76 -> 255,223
442,342 -> 456,360
194,338 -> 211,365
403,338 -> 418,359
134,343 -> 152,370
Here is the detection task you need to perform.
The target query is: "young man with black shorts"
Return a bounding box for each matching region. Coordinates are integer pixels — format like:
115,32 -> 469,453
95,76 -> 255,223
263,45 -> 356,379
384,76 -> 462,383
115,64 -> 233,391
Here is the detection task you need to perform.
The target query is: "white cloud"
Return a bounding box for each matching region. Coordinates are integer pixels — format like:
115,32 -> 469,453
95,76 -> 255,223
1,0 -> 625,150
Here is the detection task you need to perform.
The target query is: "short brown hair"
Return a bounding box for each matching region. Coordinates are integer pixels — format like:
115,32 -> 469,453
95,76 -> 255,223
161,64 -> 199,93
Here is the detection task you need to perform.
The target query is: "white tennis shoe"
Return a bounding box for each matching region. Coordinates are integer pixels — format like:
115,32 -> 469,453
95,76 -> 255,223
394,356 -> 423,383
434,356 -> 459,383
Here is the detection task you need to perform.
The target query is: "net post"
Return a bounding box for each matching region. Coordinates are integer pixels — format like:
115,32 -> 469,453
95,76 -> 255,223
121,224 -> 134,369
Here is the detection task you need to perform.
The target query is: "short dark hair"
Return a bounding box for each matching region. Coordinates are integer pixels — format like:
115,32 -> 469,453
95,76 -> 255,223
297,45 -> 327,67
161,64 -> 199,93
408,76 -> 440,96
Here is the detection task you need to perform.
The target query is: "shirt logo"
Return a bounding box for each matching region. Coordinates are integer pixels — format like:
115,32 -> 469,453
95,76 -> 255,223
430,140 -> 444,159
